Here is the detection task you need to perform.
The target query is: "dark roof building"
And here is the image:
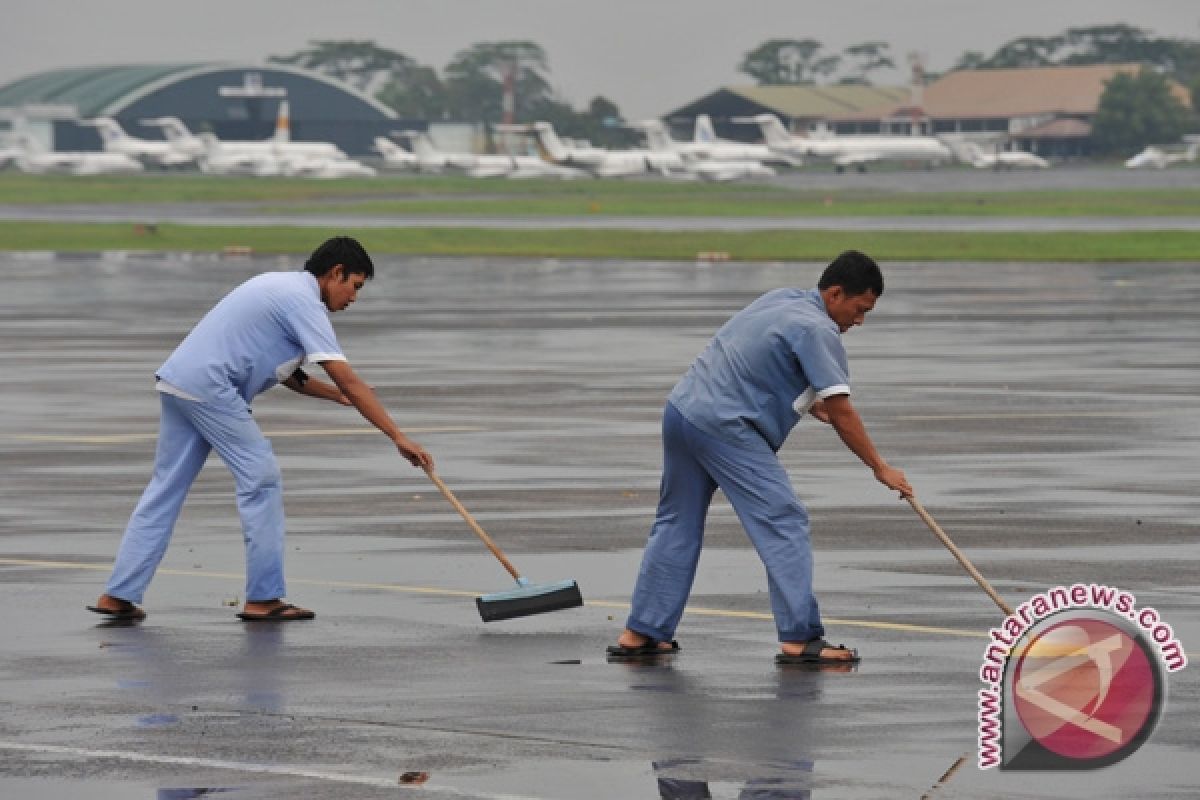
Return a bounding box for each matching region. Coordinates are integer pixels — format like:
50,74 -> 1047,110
663,85 -> 909,141
0,63 -> 401,155
665,64 -> 1193,158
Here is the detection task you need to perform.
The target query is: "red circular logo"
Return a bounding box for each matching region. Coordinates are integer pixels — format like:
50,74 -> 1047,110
1012,617 -> 1157,761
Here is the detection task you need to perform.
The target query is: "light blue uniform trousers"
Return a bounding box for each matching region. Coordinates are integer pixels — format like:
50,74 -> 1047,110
627,402 -> 824,643
105,392 -> 287,604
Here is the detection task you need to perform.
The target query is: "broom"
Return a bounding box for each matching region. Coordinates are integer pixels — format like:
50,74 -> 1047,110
424,466 -> 583,621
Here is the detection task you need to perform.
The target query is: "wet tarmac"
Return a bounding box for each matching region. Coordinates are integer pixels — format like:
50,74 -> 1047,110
1,251 -> 1197,798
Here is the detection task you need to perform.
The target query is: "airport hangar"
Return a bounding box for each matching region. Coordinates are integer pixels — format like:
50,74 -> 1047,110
667,63 -> 1193,158
0,63 -> 418,156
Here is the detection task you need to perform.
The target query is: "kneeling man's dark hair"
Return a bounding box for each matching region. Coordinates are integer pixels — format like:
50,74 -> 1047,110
304,236 -> 375,279
818,250 -> 883,297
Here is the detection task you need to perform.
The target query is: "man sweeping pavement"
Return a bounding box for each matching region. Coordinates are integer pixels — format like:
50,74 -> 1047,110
609,250 -> 912,665
89,236 -> 433,623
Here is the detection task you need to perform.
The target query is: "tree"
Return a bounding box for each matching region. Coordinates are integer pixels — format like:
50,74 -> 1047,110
739,39 -> 839,85
269,40 -> 419,95
443,41 -> 554,122
952,51 -> 988,71
839,41 -> 895,85
984,36 -> 1065,68
1091,70 -> 1191,155
376,64 -> 447,120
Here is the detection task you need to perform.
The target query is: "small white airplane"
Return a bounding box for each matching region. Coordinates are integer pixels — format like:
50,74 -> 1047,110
280,154 -> 377,179
635,120 -> 775,182
142,112 -> 370,177
12,132 -> 144,175
689,115 -> 799,167
395,131 -> 587,179
1124,141 -> 1199,169
735,113 -> 952,172
952,140 -> 1049,170
79,117 -> 201,169
498,121 -> 684,178
372,136 -> 418,171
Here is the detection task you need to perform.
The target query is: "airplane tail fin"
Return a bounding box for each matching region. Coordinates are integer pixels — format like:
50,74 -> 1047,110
636,120 -> 673,153
754,114 -> 793,148
694,114 -> 717,144
14,131 -> 44,154
529,122 -> 568,162
142,117 -> 192,144
409,133 -> 438,159
83,118 -> 124,145
273,101 -> 291,142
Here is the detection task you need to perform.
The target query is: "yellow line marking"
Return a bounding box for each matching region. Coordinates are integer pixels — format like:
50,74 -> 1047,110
2,557 -> 984,638
896,411 -> 1162,421
18,556 -> 1193,656
8,425 -> 483,445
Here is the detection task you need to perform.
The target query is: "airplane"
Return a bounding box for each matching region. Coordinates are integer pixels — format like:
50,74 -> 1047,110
1125,141 -> 1199,169
634,120 -> 776,182
78,117 -> 201,168
689,115 -> 799,167
142,113 -> 369,177
497,121 -> 683,178
11,131 -> 144,175
734,113 -> 952,172
372,136 -> 418,170
140,117 -> 274,176
394,131 -> 587,179
950,140 -> 1049,170
279,154 -> 377,179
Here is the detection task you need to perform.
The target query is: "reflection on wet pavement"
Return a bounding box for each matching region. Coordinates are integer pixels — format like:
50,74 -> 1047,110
1,253 -> 1196,799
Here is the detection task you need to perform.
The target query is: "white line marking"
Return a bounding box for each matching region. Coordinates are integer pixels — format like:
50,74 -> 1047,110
0,741 -> 542,799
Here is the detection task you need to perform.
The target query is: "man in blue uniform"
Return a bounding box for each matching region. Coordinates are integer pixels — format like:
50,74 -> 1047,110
89,236 -> 433,622
610,250 -> 911,664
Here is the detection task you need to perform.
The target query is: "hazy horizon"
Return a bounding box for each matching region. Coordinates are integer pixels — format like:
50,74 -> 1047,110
3,1 -> 1197,119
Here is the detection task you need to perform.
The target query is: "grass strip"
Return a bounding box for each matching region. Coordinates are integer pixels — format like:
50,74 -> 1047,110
0,221 -> 1196,261
3,173 -> 1200,217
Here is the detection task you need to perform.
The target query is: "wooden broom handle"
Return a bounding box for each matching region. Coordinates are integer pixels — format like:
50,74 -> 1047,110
423,466 -> 523,582
907,496 -> 1014,616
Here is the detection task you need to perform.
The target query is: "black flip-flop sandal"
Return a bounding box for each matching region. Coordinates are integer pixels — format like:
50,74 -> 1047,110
86,601 -> 146,621
606,639 -> 680,659
236,603 -> 316,621
775,637 -> 859,665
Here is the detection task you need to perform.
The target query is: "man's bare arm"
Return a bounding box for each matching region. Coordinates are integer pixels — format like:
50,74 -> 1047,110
318,360 -> 433,468
822,394 -> 911,497
282,372 -> 352,405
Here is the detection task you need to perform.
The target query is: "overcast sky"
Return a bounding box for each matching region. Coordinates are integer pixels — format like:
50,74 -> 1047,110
3,1 -> 1197,119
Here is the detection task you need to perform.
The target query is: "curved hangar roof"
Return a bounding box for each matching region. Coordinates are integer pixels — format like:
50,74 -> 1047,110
0,62 -> 396,120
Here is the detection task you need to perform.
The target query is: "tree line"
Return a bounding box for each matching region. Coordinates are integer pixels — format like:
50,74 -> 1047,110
269,40 -> 636,149
271,24 -> 1199,156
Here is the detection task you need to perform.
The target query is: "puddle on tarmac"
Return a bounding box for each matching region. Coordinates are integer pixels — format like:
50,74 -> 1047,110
432,757 -> 817,800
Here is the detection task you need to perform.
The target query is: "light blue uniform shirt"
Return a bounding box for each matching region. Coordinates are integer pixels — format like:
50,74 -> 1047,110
668,287 -> 850,451
156,271 -> 345,408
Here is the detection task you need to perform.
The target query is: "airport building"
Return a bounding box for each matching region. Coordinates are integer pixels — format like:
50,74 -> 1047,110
668,64 -> 1193,158
0,63 -> 410,155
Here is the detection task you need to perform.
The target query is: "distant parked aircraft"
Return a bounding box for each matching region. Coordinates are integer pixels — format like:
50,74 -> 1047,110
949,140 -> 1049,170
143,110 -> 370,177
12,131 -> 143,175
396,131 -> 587,179
735,113 -> 952,172
372,136 -> 418,170
635,120 -> 776,182
79,117 -> 201,168
499,121 -> 683,178
690,115 -> 799,167
1125,141 -> 1199,169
